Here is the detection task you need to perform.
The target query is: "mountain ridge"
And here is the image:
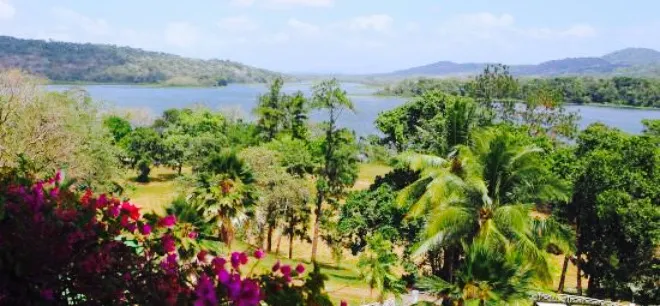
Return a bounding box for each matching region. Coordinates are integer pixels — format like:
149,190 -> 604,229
0,35 -> 281,85
387,48 -> 660,78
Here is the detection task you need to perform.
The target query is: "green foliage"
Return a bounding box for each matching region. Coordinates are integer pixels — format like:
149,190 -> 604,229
0,35 -> 279,85
0,70 -> 120,188
268,136 -> 316,177
418,242 -> 535,305
103,115 -> 132,143
569,124 -> 660,302
357,234 -> 406,302
376,91 -> 482,153
400,128 -> 569,282
120,127 -> 162,182
338,185 -> 409,254
254,76 -> 310,141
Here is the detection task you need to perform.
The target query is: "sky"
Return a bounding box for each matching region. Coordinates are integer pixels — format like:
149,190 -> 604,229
1,0 -> 659,73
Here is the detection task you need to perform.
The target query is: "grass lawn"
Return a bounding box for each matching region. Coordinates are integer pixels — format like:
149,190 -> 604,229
122,162 -> 578,304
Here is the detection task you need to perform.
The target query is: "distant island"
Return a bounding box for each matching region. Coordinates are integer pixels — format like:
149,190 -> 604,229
0,36 -> 281,86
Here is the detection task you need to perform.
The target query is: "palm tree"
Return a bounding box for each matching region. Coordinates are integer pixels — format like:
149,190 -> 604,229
358,234 -> 406,303
188,150 -> 256,249
418,242 -> 534,306
399,128 -> 569,281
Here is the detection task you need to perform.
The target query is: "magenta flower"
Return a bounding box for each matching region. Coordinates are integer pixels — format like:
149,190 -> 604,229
341,300 -> 348,306
295,263 -> 305,274
194,274 -> 218,306
159,215 -> 176,228
217,267 -> 230,284
280,265 -> 292,276
239,252 -> 248,265
253,249 -> 265,259
162,234 -> 176,253
188,231 -> 198,239
272,261 -> 281,272
160,253 -> 178,274
197,250 -> 208,262
140,224 -> 152,235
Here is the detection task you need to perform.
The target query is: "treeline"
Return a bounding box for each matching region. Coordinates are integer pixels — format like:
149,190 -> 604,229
0,35 -> 279,85
378,73 -> 660,108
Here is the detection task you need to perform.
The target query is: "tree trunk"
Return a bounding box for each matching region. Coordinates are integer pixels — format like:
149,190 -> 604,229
558,256 -> 569,293
576,254 -> 582,296
288,231 -> 295,259
266,224 -> 274,252
177,163 -> 182,175
275,231 -> 283,255
311,192 -> 323,261
441,246 -> 458,282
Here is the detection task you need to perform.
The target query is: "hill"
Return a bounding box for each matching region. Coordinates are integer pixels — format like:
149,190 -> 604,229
384,47 -> 660,78
602,47 -> 660,66
0,35 -> 280,85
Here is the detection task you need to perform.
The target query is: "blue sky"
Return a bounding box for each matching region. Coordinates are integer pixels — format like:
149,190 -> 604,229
0,0 -> 659,73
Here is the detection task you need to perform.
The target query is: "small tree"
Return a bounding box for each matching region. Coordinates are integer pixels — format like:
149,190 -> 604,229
358,234 -> 406,302
309,80 -> 359,261
120,127 -> 162,182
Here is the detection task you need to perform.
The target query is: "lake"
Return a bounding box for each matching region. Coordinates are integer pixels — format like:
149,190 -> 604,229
48,83 -> 660,135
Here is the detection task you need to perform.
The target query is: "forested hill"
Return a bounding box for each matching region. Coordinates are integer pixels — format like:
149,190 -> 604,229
0,35 -> 280,85
388,48 -> 660,78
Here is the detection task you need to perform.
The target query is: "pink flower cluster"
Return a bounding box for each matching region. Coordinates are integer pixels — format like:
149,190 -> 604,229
0,172 -> 336,305
194,250 -> 266,306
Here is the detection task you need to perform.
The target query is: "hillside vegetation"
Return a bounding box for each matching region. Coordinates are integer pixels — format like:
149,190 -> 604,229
0,35 -> 280,86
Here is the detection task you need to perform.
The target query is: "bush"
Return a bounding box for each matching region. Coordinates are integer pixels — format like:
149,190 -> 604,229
0,170 -> 334,305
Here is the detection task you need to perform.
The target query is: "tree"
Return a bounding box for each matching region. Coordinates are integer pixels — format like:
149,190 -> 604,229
399,128 -> 569,282
464,64 -> 519,124
120,127 -> 162,182
254,76 -> 286,141
358,234 -> 406,303
239,146 -> 312,253
187,150 -> 256,248
338,185 -> 408,255
568,124 -> 659,302
0,70 -> 119,187
103,115 -> 132,144
375,91 -> 483,155
282,91 -> 310,140
267,136 -> 316,177
418,242 -> 534,306
309,79 -> 359,261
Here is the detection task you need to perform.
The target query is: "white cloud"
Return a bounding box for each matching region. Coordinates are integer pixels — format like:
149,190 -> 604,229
52,7 -> 110,36
348,14 -> 394,32
455,12 -> 515,28
229,0 -> 255,7
561,24 -> 597,38
0,0 -> 15,20
165,22 -> 199,48
287,18 -> 320,35
266,0 -> 333,7
217,16 -> 259,32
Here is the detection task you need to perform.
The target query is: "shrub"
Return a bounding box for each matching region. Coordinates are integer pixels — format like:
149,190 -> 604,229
0,170 -> 333,305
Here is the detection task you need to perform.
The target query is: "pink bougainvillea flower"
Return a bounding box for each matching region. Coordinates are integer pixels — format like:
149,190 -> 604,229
159,215 -> 177,228
280,265 -> 292,276
160,253 -> 178,275
194,274 -> 218,306
237,279 -> 261,306
230,252 -> 242,269
295,263 -> 305,274
197,250 -> 208,262
284,275 -> 292,283
188,231 -> 198,239
253,249 -> 264,259
140,223 -> 152,235
121,202 -> 141,220
217,267 -> 230,284
272,261 -> 281,272
239,252 -> 248,265
341,300 -> 348,306
162,234 -> 176,253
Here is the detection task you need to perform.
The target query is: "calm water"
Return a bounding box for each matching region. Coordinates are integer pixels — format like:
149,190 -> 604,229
48,83 -> 660,135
